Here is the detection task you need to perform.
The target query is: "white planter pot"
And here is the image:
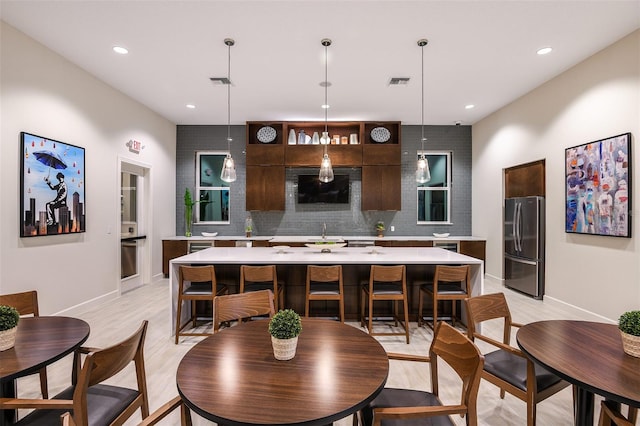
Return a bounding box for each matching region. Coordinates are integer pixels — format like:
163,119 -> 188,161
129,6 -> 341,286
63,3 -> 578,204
0,326 -> 17,351
271,335 -> 298,360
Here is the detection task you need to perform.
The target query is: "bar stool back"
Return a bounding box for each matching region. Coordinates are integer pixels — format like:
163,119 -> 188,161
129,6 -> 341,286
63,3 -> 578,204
305,265 -> 344,322
240,265 -> 284,311
360,264 -> 410,343
417,264 -> 470,330
175,265 -> 228,344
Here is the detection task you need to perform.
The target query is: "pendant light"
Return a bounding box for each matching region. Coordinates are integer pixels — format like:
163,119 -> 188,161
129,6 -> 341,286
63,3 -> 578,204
220,38 -> 237,183
415,39 -> 431,184
318,38 -> 334,183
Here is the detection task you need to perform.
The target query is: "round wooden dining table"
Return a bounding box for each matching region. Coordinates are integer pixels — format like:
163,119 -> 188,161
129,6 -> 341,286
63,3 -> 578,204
177,318 -> 389,426
517,320 -> 640,426
0,316 -> 90,425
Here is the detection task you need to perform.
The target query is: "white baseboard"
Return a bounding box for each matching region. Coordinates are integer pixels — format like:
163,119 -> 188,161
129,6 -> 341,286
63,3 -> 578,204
55,290 -> 119,317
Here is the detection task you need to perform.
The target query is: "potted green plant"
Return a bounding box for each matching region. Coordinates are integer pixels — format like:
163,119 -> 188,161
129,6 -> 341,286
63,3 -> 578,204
375,221 -> 385,238
268,309 -> 302,360
0,305 -> 20,351
618,310 -> 640,358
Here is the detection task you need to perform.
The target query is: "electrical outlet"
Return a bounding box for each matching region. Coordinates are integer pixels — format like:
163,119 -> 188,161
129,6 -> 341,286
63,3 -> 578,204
390,226 -> 395,232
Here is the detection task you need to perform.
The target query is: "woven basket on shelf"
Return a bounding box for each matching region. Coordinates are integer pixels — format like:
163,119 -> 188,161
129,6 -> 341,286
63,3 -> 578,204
620,330 -> 640,358
0,326 -> 17,351
271,335 -> 298,361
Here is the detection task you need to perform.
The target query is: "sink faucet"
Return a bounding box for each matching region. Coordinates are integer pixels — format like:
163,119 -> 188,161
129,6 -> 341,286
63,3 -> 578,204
322,222 -> 327,239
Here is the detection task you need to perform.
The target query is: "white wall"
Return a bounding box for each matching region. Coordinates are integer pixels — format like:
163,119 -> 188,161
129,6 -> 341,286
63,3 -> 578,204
0,22 -> 176,314
473,30 -> 640,321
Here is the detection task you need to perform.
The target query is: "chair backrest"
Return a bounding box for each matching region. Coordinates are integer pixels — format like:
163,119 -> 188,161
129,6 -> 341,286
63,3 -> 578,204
464,292 -> 513,344
307,265 -> 342,283
179,265 -> 217,291
240,265 -> 277,292
0,290 -> 39,316
213,290 -> 275,332
370,265 -> 405,283
430,321 -> 484,420
433,265 -> 470,289
71,320 -> 149,425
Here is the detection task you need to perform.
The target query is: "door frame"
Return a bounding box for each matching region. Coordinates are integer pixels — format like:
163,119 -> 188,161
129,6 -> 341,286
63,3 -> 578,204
118,156 -> 152,294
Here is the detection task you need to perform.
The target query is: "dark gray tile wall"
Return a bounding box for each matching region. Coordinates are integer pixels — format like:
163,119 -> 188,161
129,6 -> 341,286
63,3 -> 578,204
176,124 -> 472,237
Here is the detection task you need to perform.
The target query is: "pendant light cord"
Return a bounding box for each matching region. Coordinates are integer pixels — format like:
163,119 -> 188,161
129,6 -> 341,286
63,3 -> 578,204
225,38 -> 234,149
419,39 -> 427,154
324,42 -> 328,134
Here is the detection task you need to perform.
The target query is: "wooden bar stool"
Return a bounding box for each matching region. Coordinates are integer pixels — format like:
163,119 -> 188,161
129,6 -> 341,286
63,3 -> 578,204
417,264 -> 470,330
240,265 -> 284,311
175,265 -> 228,344
360,264 -> 410,343
305,265 -> 344,322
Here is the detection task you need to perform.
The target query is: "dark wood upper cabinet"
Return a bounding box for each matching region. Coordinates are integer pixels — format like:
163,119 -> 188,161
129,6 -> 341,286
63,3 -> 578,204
504,159 -> 546,198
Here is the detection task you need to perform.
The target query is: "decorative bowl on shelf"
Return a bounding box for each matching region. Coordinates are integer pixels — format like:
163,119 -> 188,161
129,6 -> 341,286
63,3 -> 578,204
256,126 -> 277,143
201,232 -> 218,237
433,233 -> 450,238
370,127 -> 391,143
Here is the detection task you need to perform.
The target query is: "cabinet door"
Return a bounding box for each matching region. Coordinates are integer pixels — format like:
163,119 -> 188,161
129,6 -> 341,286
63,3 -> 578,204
361,165 -> 401,210
246,166 -> 285,211
459,240 -> 486,262
162,240 -> 188,277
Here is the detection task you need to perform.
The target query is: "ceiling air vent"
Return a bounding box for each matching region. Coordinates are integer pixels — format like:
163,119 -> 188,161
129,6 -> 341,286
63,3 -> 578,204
389,77 -> 410,85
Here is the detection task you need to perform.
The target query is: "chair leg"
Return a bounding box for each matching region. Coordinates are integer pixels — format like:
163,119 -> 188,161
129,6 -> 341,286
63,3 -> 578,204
175,297 -> 183,344
526,397 -> 536,426
417,289 -> 424,327
339,296 -> 345,323
38,368 -> 48,399
368,293 -> 374,335
432,297 -> 438,331
305,293 -> 310,317
403,295 -> 410,344
191,300 -> 197,327
452,300 -> 457,327
360,288 -> 366,328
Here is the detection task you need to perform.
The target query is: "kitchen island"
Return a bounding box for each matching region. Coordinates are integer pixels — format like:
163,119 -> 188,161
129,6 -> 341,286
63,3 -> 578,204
168,246 -> 483,336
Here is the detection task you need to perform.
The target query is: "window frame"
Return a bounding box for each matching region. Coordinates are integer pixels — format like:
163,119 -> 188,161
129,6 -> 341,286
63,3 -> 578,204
195,151 -> 230,225
417,150 -> 453,225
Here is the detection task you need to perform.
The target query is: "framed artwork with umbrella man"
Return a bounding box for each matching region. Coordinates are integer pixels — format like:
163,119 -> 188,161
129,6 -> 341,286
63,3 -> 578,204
20,132 -> 86,237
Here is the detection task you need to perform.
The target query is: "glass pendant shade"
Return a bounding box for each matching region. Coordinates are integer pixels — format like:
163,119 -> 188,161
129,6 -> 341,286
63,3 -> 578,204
416,155 -> 431,183
220,153 -> 236,182
319,153 -> 334,183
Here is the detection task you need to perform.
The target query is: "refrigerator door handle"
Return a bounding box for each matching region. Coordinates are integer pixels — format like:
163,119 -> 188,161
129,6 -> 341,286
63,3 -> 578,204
512,202 -> 518,252
515,202 -> 522,252
505,253 -> 538,266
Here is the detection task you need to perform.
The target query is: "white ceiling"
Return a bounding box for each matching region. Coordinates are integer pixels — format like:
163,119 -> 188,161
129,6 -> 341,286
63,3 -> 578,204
1,1 -> 639,126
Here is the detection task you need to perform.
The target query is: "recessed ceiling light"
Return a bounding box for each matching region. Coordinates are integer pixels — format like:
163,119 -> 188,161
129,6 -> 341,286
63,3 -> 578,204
186,104 -> 196,109
465,104 -> 475,109
537,47 -> 553,55
321,104 -> 330,109
113,46 -> 129,55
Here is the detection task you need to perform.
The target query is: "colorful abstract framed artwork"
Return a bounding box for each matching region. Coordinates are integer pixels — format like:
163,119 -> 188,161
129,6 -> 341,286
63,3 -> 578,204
565,132 -> 631,237
20,132 -> 86,237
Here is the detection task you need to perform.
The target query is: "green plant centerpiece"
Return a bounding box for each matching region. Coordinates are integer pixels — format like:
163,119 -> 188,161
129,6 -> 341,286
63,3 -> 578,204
376,221 -> 385,237
268,309 -> 302,360
0,305 -> 20,351
618,310 -> 640,358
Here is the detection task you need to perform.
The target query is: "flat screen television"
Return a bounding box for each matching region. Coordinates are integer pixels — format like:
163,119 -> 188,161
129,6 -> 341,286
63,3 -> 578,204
297,175 -> 350,204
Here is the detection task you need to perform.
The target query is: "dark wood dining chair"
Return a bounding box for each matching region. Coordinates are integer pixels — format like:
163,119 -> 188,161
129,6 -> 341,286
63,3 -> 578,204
305,265 -> 344,322
0,290 -> 48,398
240,265 -> 284,311
175,265 -> 229,344
464,293 -> 570,426
598,400 -> 638,426
354,321 -> 484,426
1,320 -> 150,426
360,265 -> 410,343
417,264 -> 470,330
213,289 -> 275,332
61,395 -> 192,426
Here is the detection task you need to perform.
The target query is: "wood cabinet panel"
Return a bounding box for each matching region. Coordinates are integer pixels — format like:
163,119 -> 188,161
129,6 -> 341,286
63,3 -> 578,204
286,145 -> 362,167
162,240 -> 188,277
246,145 -> 284,165
361,165 -> 401,211
246,166 -> 285,211
504,160 -> 545,198
459,240 -> 486,262
362,145 -> 401,165
375,240 -> 434,247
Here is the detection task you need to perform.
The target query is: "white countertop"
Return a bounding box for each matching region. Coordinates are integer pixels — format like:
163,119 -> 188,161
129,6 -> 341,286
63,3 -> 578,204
171,246 -> 483,265
165,235 -> 485,242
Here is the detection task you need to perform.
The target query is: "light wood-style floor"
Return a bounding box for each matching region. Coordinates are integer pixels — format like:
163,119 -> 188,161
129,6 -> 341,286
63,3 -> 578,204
13,276 -> 631,425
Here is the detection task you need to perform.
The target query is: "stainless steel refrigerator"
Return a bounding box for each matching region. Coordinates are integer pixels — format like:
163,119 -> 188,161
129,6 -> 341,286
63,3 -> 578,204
504,196 -> 545,299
